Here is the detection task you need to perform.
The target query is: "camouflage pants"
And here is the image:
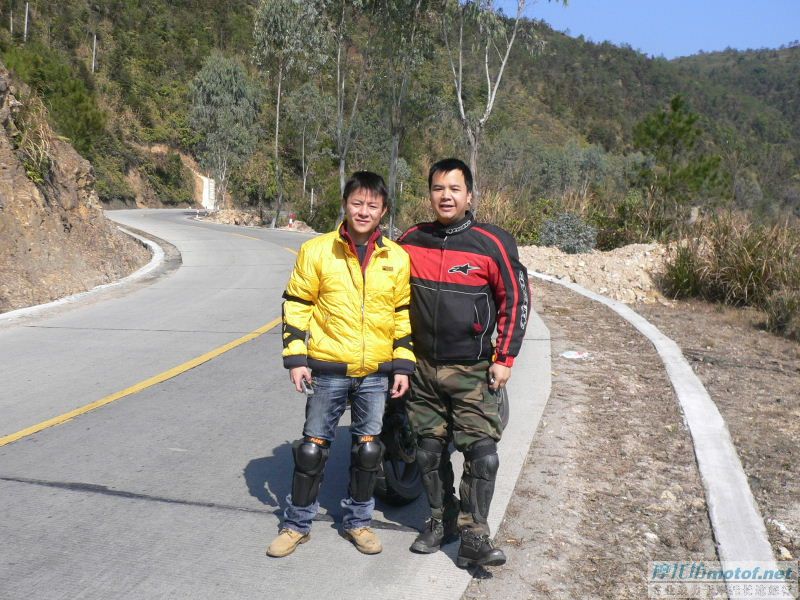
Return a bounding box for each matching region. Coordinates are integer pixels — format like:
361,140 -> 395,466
407,357 -> 503,452
408,357 -> 503,534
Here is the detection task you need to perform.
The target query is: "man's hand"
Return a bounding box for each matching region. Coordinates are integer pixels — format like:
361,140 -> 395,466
390,374 -> 409,398
290,366 -> 313,394
488,363 -> 512,391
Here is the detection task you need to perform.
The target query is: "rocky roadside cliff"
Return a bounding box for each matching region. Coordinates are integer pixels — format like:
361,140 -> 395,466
0,62 -> 149,314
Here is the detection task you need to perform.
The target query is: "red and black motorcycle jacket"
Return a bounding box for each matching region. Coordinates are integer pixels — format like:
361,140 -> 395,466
398,212 -> 529,367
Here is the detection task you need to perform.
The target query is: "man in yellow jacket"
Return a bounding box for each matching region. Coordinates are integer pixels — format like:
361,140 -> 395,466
267,171 -> 415,558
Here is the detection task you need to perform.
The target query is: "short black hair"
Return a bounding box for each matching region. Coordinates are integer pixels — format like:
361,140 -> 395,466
342,171 -> 389,208
428,158 -> 473,194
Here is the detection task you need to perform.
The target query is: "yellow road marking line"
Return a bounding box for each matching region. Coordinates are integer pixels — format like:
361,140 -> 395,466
0,318 -> 281,448
284,247 -> 298,255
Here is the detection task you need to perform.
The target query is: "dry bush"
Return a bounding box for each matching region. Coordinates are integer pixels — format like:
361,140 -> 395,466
663,213 -> 800,338
702,214 -> 799,306
397,193 -> 432,231
559,188 -> 595,217
762,287 -> 800,340
13,93 -> 56,184
478,190 -> 537,243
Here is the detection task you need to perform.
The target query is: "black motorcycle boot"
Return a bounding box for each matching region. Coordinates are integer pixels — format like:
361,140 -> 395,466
410,517 -> 446,553
410,494 -> 460,553
456,439 -> 504,568
456,529 -> 506,568
411,438 -> 459,553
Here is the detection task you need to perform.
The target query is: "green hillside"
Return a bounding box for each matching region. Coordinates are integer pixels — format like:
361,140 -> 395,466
1,1 -> 797,228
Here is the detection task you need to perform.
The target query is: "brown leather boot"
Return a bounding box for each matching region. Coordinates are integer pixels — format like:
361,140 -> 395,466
344,527 -> 382,554
266,528 -> 310,557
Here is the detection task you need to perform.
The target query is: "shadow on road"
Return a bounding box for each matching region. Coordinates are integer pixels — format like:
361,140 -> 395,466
243,425 -> 356,530
244,424 -> 422,533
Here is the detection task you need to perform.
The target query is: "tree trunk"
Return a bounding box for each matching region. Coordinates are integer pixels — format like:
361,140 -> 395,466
272,67 -> 284,229
387,128 -> 400,237
336,16 -> 346,222
301,123 -> 307,198
468,131 -> 481,214
271,189 -> 284,229
336,157 -> 345,224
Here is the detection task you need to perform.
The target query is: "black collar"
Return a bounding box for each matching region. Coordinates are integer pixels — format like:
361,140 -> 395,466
433,211 -> 474,236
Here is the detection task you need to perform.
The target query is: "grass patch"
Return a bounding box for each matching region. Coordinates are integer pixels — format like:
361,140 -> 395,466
663,213 -> 800,339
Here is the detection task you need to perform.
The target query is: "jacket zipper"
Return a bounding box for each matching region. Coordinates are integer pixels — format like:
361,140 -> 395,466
361,265 -> 366,371
346,244 -> 385,372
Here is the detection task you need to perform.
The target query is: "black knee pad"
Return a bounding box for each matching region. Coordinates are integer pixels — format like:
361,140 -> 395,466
416,436 -> 446,474
460,439 -> 499,524
291,437 -> 330,507
415,436 -> 451,510
463,439 -> 499,479
349,435 -> 384,502
352,436 -> 383,470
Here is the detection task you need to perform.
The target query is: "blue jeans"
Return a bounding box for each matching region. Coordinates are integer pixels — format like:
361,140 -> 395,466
283,373 -> 388,534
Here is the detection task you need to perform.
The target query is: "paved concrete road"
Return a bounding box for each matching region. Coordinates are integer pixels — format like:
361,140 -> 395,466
0,209 -> 550,599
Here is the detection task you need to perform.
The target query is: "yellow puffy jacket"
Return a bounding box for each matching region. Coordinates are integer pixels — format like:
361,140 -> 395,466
282,225 -> 415,377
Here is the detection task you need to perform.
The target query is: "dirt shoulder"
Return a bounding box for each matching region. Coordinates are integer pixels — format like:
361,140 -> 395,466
465,281 -> 720,599
637,299 -> 800,563
464,242 -> 799,598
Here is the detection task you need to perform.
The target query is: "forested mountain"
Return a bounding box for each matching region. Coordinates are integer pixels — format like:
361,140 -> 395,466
1,1 -> 797,236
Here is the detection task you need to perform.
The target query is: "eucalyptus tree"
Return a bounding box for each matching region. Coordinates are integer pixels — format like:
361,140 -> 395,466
440,0 -> 564,212
233,149 -> 277,219
325,0 -> 377,199
253,0 -> 324,227
375,0 -> 434,235
285,80 -> 335,201
189,52 -> 259,210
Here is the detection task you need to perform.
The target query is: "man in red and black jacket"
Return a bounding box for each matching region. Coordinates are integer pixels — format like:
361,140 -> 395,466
398,158 -> 529,568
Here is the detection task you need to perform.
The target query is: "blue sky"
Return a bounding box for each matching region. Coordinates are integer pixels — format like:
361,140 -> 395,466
497,0 -> 800,59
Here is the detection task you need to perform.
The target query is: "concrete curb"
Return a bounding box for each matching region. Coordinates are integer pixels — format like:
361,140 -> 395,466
531,271 -> 790,598
0,227 -> 164,324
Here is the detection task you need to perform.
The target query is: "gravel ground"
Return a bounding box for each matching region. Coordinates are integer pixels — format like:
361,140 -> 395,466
638,300 -> 800,563
519,244 -> 670,305
463,244 -> 799,598
464,281 -> 720,600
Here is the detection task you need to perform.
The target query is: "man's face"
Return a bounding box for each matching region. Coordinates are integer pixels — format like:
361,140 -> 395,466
429,169 -> 471,225
344,188 -> 387,239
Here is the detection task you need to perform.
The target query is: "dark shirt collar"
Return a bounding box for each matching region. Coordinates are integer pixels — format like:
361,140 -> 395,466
338,222 -> 384,247
338,222 -> 384,270
432,211 -> 474,236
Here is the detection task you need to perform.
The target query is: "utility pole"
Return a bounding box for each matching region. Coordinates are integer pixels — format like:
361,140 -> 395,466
91,33 -> 97,73
310,188 -> 315,217
9,8 -> 13,38
22,2 -> 27,42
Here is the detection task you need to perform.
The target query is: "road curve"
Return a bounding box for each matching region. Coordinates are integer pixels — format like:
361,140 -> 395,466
0,209 -> 551,599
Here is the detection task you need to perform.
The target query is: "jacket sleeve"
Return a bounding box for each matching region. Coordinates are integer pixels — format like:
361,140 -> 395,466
391,249 -> 415,375
281,243 -> 319,369
486,229 -> 529,367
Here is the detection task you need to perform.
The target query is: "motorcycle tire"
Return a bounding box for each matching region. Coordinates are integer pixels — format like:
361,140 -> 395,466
374,387 -> 509,505
498,386 -> 510,428
375,403 -> 422,505
375,455 -> 422,506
